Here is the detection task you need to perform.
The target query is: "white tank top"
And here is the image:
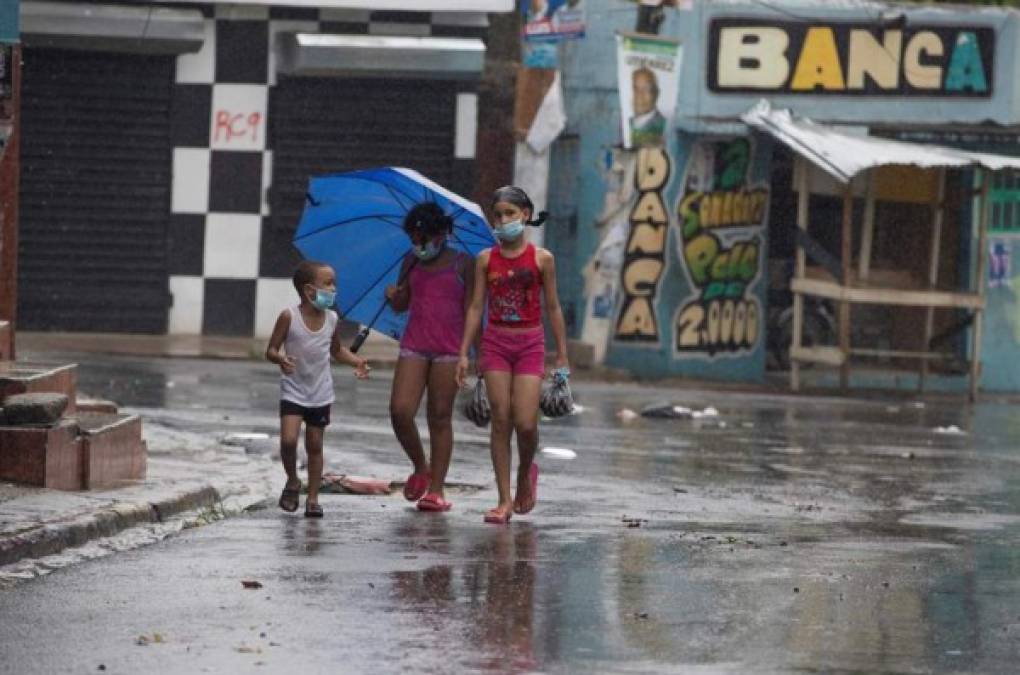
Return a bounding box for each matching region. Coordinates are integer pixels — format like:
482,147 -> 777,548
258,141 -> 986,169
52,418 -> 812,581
280,305 -> 338,408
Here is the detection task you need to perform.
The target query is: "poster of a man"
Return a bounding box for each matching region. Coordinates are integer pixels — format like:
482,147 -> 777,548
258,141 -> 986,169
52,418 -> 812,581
629,68 -> 667,147
616,33 -> 682,149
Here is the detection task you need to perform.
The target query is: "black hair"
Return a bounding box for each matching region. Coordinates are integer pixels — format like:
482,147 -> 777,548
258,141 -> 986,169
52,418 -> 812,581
491,186 -> 548,227
292,260 -> 328,297
403,202 -> 453,238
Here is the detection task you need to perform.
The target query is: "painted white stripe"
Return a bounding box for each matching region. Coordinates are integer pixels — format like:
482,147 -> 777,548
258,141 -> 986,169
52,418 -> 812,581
168,276 -> 204,334
455,92 -> 478,160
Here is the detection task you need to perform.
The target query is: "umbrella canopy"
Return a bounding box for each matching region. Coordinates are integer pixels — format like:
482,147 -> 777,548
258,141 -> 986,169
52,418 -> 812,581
293,167 -> 496,341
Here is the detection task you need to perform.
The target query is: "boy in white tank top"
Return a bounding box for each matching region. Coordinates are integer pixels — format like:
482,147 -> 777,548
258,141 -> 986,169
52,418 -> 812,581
265,261 -> 370,517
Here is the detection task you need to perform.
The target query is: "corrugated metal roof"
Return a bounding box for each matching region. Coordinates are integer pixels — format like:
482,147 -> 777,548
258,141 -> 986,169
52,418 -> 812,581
742,99 -> 1020,183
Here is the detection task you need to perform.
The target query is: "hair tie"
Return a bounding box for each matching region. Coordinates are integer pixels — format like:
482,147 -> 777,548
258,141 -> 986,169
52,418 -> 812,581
527,211 -> 549,227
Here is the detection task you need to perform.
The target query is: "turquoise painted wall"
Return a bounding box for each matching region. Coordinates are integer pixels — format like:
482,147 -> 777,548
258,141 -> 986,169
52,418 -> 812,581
0,0 -> 17,44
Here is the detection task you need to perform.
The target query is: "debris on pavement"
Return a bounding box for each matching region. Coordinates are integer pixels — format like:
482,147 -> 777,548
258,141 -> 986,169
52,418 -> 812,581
135,632 -> 165,646
541,447 -> 577,459
241,580 -> 263,589
640,403 -> 721,420
640,403 -> 692,419
320,473 -> 393,495
933,425 -> 965,434
616,407 -> 639,421
222,432 -> 270,446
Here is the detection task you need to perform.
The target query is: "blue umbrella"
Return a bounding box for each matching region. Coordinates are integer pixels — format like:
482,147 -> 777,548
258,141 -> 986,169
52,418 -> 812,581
293,167 -> 496,352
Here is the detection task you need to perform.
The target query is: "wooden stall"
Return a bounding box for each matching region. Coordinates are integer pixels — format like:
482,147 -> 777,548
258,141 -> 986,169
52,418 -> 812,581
743,101 -> 1020,400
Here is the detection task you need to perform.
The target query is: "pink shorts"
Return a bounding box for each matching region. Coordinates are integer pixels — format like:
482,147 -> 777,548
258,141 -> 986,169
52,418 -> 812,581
479,324 -> 545,377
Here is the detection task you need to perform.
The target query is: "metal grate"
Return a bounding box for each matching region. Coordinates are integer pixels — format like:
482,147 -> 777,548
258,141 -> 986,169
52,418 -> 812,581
18,48 -> 172,333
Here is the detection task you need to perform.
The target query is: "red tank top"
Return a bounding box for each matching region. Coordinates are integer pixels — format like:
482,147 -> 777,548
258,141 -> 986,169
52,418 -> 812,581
486,243 -> 543,328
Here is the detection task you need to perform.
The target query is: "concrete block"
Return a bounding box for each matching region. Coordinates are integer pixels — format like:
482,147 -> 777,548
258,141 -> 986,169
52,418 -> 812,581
79,413 -> 146,489
76,399 -> 119,415
0,420 -> 83,490
2,393 -> 69,425
0,362 -> 78,415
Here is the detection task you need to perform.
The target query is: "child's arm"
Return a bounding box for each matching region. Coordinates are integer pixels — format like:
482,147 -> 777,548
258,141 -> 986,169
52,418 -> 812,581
330,320 -> 371,379
456,249 -> 489,388
461,254 -> 481,359
384,255 -> 415,313
265,310 -> 296,375
539,248 -> 570,372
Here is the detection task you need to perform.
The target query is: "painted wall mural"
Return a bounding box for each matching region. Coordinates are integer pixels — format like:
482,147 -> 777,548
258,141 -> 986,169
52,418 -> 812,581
614,146 -> 672,342
673,138 -> 768,356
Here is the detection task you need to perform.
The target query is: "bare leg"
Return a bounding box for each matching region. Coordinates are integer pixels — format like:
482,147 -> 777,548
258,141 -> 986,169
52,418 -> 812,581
484,370 -> 514,515
511,375 -> 542,512
305,424 -> 325,507
280,414 -> 303,493
389,357 -> 431,475
425,361 -> 459,498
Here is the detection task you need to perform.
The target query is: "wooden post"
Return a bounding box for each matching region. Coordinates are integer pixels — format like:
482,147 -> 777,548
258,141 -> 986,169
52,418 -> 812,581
919,168 -> 947,392
839,177 -> 854,390
791,157 -> 809,391
858,172 -> 876,282
970,171 -> 991,402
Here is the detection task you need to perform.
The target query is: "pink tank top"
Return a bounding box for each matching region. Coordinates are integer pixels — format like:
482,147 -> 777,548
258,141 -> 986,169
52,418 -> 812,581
400,253 -> 467,355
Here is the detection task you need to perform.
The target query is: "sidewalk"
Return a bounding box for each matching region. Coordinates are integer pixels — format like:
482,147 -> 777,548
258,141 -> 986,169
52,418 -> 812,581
17,331 -> 401,365
0,441 -> 279,586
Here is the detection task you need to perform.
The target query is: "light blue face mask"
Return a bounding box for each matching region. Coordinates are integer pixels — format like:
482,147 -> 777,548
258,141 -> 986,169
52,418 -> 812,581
495,219 -> 525,241
311,288 -> 335,310
413,238 -> 445,261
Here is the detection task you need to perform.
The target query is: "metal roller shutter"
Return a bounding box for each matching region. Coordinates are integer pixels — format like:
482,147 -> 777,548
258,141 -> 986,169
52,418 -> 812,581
18,48 -> 172,333
268,76 -> 458,253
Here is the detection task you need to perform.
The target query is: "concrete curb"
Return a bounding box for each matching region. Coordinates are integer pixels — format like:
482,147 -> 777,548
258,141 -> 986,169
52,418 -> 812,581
0,484 -> 227,567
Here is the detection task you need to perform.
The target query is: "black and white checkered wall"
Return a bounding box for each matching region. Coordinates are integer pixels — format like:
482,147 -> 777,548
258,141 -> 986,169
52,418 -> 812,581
167,5 -> 486,336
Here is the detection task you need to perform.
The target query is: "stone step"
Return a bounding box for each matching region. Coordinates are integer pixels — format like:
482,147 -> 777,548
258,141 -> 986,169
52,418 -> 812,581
0,361 -> 78,415
78,413 -> 146,490
0,413 -> 147,490
0,419 -> 82,490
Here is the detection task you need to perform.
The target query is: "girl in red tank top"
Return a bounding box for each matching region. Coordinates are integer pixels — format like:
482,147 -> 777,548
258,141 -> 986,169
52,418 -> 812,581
456,186 -> 571,525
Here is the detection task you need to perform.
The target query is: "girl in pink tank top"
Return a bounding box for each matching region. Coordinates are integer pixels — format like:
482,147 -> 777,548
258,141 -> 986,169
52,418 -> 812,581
385,202 -> 475,513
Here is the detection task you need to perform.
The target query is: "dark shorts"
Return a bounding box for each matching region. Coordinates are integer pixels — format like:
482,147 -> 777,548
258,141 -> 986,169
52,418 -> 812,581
279,400 -> 331,428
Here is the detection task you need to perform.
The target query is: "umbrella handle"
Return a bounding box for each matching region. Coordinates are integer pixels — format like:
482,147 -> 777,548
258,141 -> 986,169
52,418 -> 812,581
349,326 -> 370,354
344,257 -> 420,354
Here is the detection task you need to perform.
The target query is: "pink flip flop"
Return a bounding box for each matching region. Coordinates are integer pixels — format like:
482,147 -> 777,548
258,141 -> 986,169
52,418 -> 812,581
403,472 -> 429,501
514,463 -> 539,515
417,493 -> 453,512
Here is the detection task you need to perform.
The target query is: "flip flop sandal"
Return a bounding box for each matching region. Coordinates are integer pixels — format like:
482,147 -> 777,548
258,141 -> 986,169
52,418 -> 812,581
417,493 -> 453,512
483,506 -> 512,524
278,483 -> 301,513
403,472 -> 430,501
514,464 -> 539,515
304,502 -> 324,518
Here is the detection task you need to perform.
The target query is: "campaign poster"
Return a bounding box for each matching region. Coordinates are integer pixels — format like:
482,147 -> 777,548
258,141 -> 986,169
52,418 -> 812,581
520,0 -> 586,42
616,33 -> 682,149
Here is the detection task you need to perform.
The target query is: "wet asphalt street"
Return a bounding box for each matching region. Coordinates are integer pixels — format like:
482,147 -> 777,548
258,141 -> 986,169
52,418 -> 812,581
2,354 -> 1019,674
